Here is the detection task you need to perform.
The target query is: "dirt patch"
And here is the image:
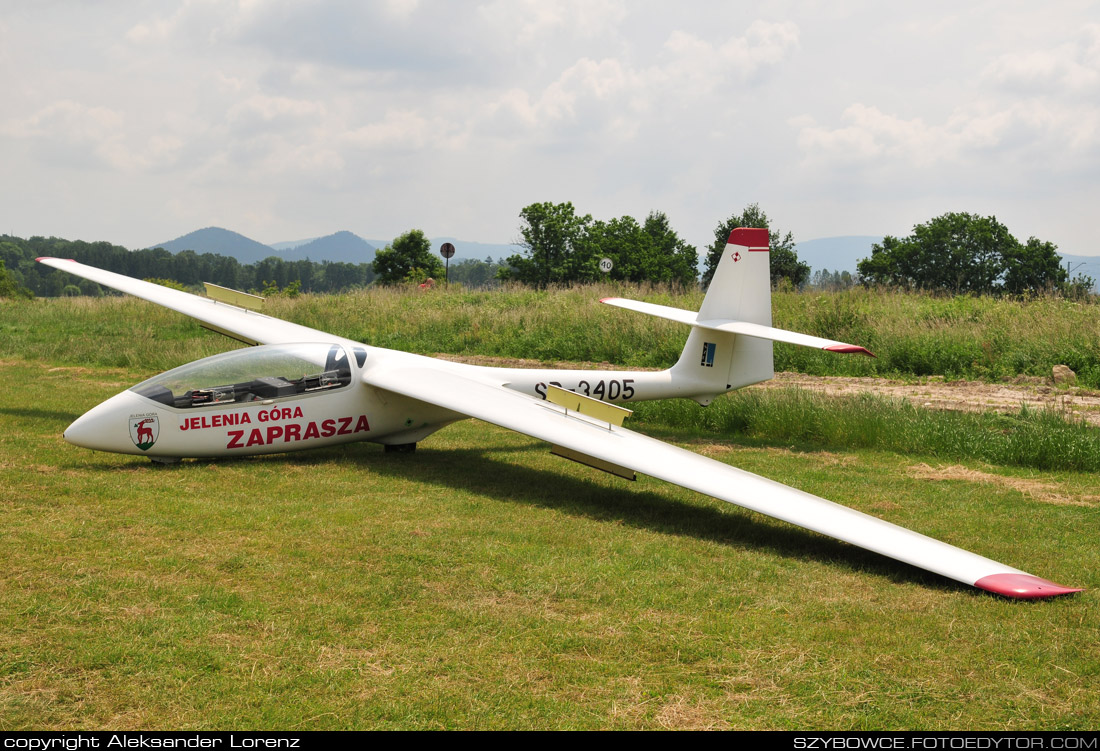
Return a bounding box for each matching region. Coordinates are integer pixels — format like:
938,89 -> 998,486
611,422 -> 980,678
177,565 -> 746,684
907,463 -> 1098,507
689,441 -> 855,466
761,373 -> 1100,427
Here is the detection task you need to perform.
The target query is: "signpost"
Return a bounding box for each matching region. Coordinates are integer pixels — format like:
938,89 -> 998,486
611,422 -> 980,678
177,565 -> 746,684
440,242 -> 455,287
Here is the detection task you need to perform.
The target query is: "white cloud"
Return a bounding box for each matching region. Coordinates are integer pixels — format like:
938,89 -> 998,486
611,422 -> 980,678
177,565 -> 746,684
2,2 -> 1099,255
982,24 -> 1100,94
477,0 -> 628,44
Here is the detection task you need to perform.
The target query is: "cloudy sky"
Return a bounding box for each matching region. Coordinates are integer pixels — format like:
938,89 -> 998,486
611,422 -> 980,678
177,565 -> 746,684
2,0 -> 1098,255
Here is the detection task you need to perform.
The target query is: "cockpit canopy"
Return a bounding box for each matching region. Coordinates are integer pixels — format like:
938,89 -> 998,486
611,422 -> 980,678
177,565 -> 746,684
131,343 -> 360,409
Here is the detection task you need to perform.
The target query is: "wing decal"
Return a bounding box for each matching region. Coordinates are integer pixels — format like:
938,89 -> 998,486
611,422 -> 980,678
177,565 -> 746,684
364,364 -> 1077,598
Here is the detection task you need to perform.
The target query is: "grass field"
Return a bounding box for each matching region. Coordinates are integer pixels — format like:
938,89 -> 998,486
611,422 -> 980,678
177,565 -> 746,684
5,283 -> 1100,384
2,292 -> 1099,730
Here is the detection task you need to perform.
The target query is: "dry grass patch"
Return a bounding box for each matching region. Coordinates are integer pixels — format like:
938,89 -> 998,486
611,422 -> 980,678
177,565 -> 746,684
907,463 -> 1099,507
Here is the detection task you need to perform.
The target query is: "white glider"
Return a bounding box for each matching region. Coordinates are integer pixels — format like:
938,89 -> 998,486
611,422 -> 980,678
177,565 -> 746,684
37,228 -> 1081,599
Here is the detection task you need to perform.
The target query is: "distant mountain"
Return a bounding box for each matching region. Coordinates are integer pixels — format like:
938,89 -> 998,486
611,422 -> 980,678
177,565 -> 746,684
153,227 -> 377,265
153,227 -> 279,265
269,238 -> 318,251
279,231 -> 376,264
1059,253 -> 1100,291
795,236 -> 884,274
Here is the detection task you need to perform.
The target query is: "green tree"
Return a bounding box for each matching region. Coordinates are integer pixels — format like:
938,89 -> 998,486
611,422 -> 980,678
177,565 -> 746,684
372,229 -> 445,285
858,213 -> 1015,294
584,212 -> 697,287
0,259 -> 33,299
498,202 -> 594,287
449,257 -> 503,288
703,203 -> 807,289
1002,237 -> 1068,295
641,211 -> 698,287
586,215 -> 650,283
857,213 -> 1068,296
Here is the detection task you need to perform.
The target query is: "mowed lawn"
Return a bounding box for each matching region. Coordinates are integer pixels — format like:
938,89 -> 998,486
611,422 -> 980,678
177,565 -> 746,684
1,356 -> 1097,730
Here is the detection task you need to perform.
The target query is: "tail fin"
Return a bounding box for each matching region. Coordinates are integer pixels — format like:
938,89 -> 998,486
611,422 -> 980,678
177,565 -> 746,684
600,227 -> 872,406
671,228 -> 773,403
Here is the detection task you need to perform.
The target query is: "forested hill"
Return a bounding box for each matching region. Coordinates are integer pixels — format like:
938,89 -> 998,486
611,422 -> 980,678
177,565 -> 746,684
153,227 -> 377,266
153,227 -> 276,264
280,231 -> 376,264
0,235 -> 375,297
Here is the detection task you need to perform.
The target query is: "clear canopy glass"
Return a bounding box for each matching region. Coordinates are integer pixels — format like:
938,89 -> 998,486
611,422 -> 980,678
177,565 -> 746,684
131,343 -> 353,409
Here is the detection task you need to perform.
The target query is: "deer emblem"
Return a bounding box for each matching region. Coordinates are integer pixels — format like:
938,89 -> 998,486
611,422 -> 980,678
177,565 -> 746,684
130,416 -> 159,450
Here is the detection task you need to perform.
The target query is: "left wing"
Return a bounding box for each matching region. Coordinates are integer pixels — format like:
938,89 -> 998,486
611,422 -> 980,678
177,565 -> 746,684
365,364 -> 1080,599
37,257 -> 341,347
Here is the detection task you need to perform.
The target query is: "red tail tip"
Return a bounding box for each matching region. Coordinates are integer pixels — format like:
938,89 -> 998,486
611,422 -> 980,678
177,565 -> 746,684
727,227 -> 769,248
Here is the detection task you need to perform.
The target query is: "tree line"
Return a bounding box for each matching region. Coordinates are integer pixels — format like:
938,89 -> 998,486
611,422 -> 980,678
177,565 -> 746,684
1,208 -> 1088,300
0,236 -> 376,297
857,212 -> 1092,296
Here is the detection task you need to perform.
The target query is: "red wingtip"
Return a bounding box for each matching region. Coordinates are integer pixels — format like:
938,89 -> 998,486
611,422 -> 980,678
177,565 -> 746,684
974,573 -> 1083,599
599,297 -> 620,303
824,344 -> 877,358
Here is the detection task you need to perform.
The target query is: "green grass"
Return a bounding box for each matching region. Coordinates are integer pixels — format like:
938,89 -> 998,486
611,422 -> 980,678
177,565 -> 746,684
633,390 -> 1100,473
2,357 -> 1098,728
5,283 -> 1099,384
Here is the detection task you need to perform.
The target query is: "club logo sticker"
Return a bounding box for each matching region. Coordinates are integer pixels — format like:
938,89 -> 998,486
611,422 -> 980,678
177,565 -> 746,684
130,414 -> 159,451
700,342 -> 716,368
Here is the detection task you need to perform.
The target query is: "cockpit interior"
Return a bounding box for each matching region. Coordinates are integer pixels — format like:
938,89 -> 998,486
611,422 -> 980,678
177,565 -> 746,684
131,343 -> 363,409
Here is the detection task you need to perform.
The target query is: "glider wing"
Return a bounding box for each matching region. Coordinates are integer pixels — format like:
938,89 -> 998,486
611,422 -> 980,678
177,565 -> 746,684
364,364 -> 1079,599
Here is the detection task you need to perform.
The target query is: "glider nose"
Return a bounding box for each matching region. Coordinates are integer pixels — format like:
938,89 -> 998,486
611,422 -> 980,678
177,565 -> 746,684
66,391 -> 158,454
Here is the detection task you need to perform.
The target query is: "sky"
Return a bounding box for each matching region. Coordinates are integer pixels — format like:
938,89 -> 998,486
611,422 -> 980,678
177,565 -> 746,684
2,0 -> 1099,256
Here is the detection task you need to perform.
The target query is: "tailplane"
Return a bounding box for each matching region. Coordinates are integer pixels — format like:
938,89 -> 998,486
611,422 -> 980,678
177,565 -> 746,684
601,227 -> 872,405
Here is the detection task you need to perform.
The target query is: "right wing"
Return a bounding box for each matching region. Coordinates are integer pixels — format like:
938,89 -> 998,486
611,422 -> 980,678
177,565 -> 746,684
365,363 -> 1080,599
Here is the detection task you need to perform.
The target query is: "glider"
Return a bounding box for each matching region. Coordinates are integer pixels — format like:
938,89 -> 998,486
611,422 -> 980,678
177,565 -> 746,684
36,228 -> 1081,599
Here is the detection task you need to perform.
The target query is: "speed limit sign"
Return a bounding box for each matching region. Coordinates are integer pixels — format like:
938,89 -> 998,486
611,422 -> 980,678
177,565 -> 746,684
599,258 -> 613,273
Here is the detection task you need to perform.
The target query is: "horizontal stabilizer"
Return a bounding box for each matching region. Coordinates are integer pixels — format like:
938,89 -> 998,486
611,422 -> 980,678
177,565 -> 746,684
601,297 -> 875,357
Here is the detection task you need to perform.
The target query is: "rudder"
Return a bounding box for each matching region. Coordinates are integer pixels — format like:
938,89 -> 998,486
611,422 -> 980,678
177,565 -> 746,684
672,228 -> 774,403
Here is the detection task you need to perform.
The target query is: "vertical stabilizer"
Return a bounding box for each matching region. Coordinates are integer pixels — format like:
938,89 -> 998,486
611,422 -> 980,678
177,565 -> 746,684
672,228 -> 774,403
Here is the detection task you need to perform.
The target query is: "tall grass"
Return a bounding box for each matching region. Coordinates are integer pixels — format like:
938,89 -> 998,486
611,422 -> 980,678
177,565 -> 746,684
773,288 -> 1100,385
4,282 -> 1099,385
632,389 -> 1100,473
